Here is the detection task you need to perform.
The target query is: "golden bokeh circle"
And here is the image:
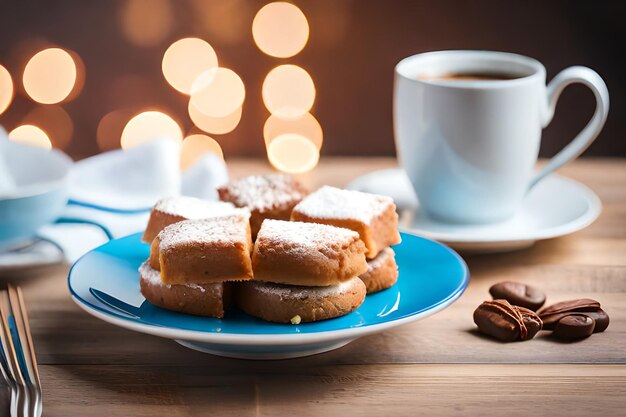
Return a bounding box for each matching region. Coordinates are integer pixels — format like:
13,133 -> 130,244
0,65 -> 13,115
121,111 -> 183,149
252,2 -> 309,58
267,133 -> 319,174
263,112 -> 322,149
23,48 -> 77,104
180,134 -> 224,170
8,125 -> 52,149
190,67 -> 246,118
162,38 -> 218,95
262,65 -> 315,118
188,101 -> 242,135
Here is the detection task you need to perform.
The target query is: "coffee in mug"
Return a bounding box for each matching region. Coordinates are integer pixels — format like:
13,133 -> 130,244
418,72 -> 521,82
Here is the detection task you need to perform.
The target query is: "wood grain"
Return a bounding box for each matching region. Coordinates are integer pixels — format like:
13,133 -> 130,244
1,158 -> 625,416
36,365 -> 626,417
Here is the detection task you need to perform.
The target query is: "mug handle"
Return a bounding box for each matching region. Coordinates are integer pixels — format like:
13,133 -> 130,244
529,66 -> 609,189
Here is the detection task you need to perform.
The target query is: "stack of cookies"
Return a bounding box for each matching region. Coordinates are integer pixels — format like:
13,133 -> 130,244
291,186 -> 401,293
236,219 -> 368,323
140,207 -> 253,318
139,175 -> 402,323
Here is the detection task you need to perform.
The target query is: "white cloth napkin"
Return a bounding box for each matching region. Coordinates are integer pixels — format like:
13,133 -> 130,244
0,128 -> 16,193
67,140 -> 182,210
31,139 -> 229,262
0,151 -> 16,193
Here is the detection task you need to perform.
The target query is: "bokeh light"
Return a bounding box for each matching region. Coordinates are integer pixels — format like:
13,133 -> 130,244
0,65 -> 13,115
120,111 -> 183,149
190,67 -> 245,118
8,125 -> 52,149
190,0 -> 252,46
263,112 -> 323,149
64,50 -> 86,102
180,134 -> 224,170
97,110 -> 133,151
120,0 -> 173,47
162,38 -> 218,95
252,2 -> 309,58
267,133 -> 319,174
262,64 -> 315,118
188,101 -> 242,135
23,106 -> 73,150
23,48 -> 77,104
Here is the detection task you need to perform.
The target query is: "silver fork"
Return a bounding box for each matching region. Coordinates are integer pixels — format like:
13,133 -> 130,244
0,285 -> 42,417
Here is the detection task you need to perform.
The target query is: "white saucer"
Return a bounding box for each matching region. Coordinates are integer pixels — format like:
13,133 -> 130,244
346,169 -> 602,253
0,238 -> 65,276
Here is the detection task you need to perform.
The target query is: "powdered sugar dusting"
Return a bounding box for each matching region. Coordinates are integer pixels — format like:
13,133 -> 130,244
140,261 -> 167,286
293,186 -> 394,224
158,213 -> 250,251
139,261 -> 207,292
186,283 -> 207,292
218,174 -> 307,213
154,196 -> 237,219
258,219 -> 359,253
251,277 -> 358,299
366,247 -> 394,272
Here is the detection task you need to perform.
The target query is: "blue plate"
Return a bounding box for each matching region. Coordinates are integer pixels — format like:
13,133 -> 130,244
69,232 -> 469,359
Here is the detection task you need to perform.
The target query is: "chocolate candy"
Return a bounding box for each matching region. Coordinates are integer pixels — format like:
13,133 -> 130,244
489,281 -> 546,311
553,314 -> 596,340
473,300 -> 542,342
541,308 -> 610,332
539,299 -> 609,332
516,306 -> 543,339
538,298 -> 600,316
579,309 -> 610,333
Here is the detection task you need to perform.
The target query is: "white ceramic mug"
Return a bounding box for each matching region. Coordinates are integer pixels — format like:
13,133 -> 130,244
394,50 -> 609,224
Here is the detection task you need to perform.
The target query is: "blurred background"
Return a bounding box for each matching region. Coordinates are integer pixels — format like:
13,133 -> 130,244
0,0 -> 623,164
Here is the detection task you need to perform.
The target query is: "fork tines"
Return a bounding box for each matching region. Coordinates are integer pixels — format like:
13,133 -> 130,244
0,285 -> 42,417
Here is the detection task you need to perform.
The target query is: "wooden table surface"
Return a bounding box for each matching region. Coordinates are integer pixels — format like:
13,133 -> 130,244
2,157 -> 625,417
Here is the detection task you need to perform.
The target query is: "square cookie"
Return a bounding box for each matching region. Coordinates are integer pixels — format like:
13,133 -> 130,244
291,186 -> 401,258
151,214 -> 253,285
218,174 -> 307,238
252,219 -> 368,286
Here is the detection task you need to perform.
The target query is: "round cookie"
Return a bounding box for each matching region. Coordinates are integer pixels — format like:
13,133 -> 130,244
139,262 -> 231,317
235,277 -> 366,323
359,247 -> 398,294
